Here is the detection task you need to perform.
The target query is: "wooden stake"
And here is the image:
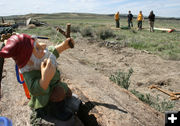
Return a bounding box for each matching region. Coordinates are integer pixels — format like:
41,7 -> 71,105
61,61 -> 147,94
66,23 -> 71,38
149,85 -> 180,100
56,23 -> 74,48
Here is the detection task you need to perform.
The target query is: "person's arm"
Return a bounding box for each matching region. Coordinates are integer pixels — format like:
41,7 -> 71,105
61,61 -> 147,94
40,58 -> 56,90
23,70 -> 51,96
23,59 -> 58,95
55,38 -> 74,54
132,14 -> 133,21
137,14 -> 139,21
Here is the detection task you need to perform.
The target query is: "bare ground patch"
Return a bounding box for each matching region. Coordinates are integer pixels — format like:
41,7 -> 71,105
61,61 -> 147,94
0,38 -> 179,126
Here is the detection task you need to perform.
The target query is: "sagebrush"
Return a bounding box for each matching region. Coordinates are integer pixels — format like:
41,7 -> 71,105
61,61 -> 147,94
109,68 -> 133,89
130,89 -> 175,112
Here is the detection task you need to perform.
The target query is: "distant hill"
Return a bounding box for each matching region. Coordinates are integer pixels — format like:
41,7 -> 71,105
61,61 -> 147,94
1,13 -> 180,20
1,13 -> 113,20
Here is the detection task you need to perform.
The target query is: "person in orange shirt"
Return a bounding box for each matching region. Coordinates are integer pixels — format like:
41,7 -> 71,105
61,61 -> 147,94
114,11 -> 120,28
137,11 -> 144,30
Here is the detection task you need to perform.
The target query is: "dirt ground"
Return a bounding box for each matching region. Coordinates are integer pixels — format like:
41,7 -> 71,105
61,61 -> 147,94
0,37 -> 180,126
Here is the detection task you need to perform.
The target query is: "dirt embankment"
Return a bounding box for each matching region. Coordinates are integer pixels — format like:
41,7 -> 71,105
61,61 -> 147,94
1,38 -> 180,126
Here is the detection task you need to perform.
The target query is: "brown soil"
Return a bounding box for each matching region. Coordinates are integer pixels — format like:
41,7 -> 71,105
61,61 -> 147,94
0,37 -> 180,126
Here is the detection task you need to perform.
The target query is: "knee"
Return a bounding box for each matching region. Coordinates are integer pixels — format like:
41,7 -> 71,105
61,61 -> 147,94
50,86 -> 66,102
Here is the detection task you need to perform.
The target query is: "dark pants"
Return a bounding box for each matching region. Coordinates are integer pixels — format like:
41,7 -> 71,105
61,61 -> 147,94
128,20 -> 133,28
115,20 -> 120,28
138,21 -> 142,30
30,101 -> 73,125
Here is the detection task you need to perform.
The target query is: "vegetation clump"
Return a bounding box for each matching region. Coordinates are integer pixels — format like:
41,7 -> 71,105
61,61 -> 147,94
96,27 -> 115,40
130,89 -> 175,112
110,68 -> 174,112
80,26 -> 94,37
109,68 -> 133,89
71,25 -> 81,33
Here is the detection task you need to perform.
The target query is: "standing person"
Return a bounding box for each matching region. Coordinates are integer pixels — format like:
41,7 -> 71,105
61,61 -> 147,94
114,11 -> 120,28
137,11 -> 144,30
127,10 -> 133,28
148,11 -> 155,32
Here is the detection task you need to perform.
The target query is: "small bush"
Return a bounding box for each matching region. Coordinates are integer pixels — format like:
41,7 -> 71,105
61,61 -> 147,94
80,26 -> 94,37
96,28 -> 115,40
71,25 -> 81,33
151,95 -> 175,112
130,90 -> 175,112
130,89 -> 153,105
109,68 -> 133,89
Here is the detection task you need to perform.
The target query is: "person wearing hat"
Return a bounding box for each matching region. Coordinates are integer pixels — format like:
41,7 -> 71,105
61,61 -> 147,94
0,34 -> 75,124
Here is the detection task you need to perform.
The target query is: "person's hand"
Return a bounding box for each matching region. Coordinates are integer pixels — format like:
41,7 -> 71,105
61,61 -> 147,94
55,38 -> 75,54
41,58 -> 56,81
62,38 -> 75,49
40,58 -> 56,90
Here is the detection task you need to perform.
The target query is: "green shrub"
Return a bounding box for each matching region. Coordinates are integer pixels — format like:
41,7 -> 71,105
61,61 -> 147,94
109,68 -> 133,89
151,95 -> 175,112
130,89 -> 153,105
80,26 -> 94,37
96,28 -> 115,40
130,90 -> 175,112
71,25 -> 81,33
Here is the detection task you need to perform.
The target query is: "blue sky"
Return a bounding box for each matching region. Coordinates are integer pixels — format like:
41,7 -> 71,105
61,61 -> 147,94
1,0 -> 180,17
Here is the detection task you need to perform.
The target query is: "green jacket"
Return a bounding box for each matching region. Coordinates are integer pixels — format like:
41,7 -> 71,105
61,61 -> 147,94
23,46 -> 67,109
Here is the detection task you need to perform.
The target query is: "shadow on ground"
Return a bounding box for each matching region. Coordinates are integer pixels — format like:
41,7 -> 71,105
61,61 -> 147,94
77,101 -> 128,126
30,100 -> 127,126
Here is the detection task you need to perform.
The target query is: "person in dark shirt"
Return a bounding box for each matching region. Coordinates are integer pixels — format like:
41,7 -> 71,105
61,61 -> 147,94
148,11 -> 155,32
127,11 -> 133,28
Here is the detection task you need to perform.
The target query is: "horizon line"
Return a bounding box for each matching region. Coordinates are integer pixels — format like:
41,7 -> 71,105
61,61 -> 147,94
1,12 -> 180,19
